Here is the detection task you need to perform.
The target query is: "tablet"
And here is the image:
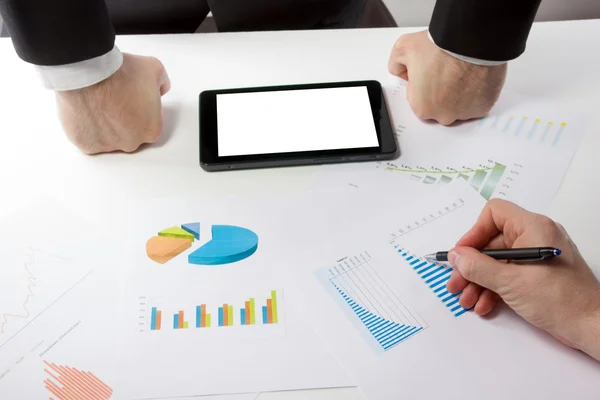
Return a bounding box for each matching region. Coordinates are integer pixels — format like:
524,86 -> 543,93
199,80 -> 398,171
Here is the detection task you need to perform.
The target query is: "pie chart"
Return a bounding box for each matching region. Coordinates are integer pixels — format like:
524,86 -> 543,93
146,223 -> 259,265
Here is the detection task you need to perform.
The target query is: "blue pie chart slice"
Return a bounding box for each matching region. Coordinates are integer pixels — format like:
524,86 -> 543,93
188,225 -> 258,265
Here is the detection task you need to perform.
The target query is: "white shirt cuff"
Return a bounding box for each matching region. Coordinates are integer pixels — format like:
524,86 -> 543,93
35,46 -> 124,91
428,31 -> 508,67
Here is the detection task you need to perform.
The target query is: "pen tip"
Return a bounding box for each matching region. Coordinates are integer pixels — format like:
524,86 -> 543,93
554,249 -> 562,256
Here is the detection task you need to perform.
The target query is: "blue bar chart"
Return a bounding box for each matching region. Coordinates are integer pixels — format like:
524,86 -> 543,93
479,114 -> 568,146
395,248 -> 467,317
316,252 -> 427,353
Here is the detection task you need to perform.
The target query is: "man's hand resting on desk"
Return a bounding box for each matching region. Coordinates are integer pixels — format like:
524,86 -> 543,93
446,199 -> 600,361
56,53 -> 171,154
388,30 -> 506,126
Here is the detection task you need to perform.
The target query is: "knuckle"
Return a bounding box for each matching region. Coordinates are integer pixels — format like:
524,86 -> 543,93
534,215 -> 558,233
437,116 -> 456,126
393,36 -> 408,51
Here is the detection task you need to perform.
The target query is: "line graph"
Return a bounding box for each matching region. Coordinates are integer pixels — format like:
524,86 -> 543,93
0,247 -> 90,349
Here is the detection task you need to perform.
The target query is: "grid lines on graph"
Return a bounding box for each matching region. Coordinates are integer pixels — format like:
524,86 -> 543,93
325,253 -> 426,351
395,248 -> 468,317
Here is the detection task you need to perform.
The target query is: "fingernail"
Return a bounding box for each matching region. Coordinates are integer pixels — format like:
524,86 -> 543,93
448,250 -> 460,266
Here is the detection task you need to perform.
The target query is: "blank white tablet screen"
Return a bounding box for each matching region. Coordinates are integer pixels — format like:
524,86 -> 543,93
216,86 -> 379,157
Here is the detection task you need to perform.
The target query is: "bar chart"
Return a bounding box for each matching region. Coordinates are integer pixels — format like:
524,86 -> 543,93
479,114 -> 568,146
141,290 -> 282,333
394,248 -> 467,318
43,361 -> 114,400
316,252 -> 426,353
382,160 -> 515,200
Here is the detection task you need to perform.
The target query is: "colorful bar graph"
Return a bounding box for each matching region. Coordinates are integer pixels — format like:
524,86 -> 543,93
480,163 -> 506,200
148,291 -> 280,331
271,290 -> 278,324
151,307 -> 157,330
470,170 -> 487,190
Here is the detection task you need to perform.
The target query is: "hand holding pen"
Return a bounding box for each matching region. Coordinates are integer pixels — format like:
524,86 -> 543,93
438,199 -> 600,361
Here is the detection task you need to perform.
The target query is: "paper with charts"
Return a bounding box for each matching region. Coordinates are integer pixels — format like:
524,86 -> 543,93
119,195 -> 352,399
0,201 -> 120,400
317,81 -> 588,214
282,182 -> 600,400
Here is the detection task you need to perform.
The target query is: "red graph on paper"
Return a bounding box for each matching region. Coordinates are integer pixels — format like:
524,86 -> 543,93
0,249 -> 38,335
43,361 -> 114,400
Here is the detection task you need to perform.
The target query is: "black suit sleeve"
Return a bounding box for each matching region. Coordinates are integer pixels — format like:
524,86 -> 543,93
0,0 -> 115,66
429,0 -> 542,62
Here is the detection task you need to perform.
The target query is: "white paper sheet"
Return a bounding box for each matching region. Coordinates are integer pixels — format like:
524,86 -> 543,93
279,181 -> 600,400
314,82 -> 589,214
0,200 -> 122,400
118,195 -> 353,399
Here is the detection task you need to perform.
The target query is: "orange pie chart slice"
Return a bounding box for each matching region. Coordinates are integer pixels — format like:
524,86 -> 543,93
146,236 -> 193,264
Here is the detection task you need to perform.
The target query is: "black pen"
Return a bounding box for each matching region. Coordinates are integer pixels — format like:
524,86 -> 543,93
424,247 -> 562,263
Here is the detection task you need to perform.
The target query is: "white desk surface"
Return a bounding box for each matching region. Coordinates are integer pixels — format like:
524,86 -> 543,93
1,19 -> 600,400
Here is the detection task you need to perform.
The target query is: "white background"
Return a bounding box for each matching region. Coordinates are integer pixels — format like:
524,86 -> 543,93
217,87 -> 379,157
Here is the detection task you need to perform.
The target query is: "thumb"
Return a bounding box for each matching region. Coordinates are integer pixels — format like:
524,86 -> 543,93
448,247 -> 512,293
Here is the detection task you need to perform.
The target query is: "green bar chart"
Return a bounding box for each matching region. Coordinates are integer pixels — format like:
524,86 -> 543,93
386,163 -> 508,200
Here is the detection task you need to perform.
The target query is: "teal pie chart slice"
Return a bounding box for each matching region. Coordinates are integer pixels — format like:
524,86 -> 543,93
188,225 -> 259,265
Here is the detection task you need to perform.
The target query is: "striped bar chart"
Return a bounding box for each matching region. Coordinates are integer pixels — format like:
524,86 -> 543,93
142,290 -> 282,333
318,252 -> 426,353
43,361 -> 113,400
396,248 -> 467,317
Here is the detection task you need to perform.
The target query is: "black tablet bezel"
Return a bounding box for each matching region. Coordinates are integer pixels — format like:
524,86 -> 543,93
199,80 -> 397,170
